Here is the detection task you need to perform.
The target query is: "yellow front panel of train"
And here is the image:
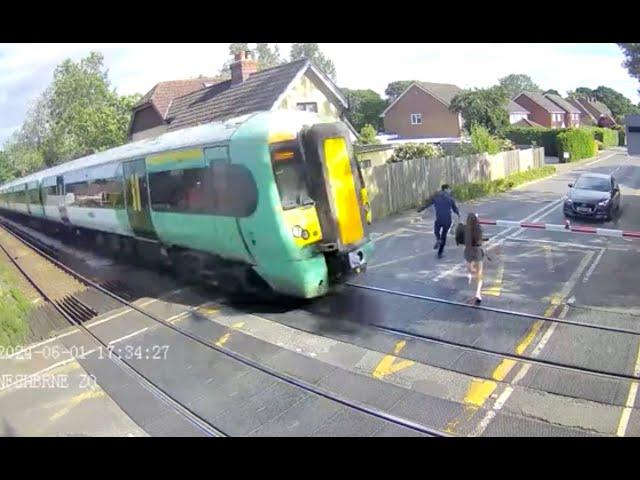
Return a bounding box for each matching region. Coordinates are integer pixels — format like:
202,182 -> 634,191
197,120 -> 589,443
323,137 -> 364,246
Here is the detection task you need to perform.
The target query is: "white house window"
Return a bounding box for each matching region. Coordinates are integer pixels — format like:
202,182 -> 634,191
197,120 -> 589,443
296,102 -> 318,113
509,113 -> 528,124
410,113 -> 423,125
552,113 -> 564,122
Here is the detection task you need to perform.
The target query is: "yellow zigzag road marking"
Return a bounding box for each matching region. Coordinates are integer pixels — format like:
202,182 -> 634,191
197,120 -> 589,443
372,340 -> 415,380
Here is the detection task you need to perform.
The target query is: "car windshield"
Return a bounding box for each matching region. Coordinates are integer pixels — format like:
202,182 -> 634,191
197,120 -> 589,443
574,176 -> 611,192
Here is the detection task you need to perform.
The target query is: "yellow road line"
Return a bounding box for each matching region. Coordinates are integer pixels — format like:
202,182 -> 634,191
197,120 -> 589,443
482,263 -> 505,297
49,388 -> 105,422
617,340 -> 640,436
372,340 -> 415,380
214,321 -> 245,347
446,311 -> 548,433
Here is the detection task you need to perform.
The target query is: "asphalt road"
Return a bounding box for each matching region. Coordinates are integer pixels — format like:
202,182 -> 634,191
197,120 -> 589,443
3,148 -> 640,436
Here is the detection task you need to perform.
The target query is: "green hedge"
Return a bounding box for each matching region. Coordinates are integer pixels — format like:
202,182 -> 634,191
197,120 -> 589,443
612,125 -> 627,146
504,127 -> 566,156
452,166 -> 557,202
585,127 -> 618,148
0,263 -> 30,347
556,129 -> 596,162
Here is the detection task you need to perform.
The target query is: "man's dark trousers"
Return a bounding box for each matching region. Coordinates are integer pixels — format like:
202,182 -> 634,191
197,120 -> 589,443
435,220 -> 451,256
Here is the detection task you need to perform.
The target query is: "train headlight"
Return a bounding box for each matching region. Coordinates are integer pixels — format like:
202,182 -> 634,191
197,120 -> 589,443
292,225 -> 310,241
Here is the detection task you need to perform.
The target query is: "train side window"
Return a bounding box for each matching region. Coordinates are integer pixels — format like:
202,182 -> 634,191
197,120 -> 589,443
64,165 -> 124,209
149,165 -> 257,217
149,168 -> 207,213
210,164 -> 258,217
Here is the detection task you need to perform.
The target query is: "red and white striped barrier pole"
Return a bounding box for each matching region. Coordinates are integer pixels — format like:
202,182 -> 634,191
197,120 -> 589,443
478,218 -> 640,239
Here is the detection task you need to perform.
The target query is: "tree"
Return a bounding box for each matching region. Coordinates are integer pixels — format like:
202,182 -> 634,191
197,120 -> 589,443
229,43 -> 249,55
342,89 -> 386,131
384,80 -> 416,100
358,124 -> 379,145
255,43 -> 283,70
449,86 -> 510,135
544,89 -> 561,96
2,51 -> 141,176
567,87 -> 594,100
43,52 -> 141,164
618,44 -> 640,89
290,43 -> 336,80
0,151 -> 17,182
498,74 -> 541,99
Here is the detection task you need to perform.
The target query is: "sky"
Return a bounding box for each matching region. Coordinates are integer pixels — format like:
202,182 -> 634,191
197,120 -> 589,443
0,43 -> 638,146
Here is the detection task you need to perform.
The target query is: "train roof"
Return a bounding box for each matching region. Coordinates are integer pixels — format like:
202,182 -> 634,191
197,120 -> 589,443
0,111 -> 260,191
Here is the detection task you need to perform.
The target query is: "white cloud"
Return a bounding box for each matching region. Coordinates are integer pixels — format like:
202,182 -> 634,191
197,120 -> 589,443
0,43 -> 638,146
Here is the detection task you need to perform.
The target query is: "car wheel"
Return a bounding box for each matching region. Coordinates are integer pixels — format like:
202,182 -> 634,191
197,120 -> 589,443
606,207 -> 613,222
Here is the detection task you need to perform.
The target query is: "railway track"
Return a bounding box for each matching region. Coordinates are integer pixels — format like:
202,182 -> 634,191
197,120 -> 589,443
5,214 -> 640,434
0,217 -> 448,437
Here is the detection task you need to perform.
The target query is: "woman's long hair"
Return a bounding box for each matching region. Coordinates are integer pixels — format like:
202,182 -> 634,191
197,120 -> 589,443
465,213 -> 482,248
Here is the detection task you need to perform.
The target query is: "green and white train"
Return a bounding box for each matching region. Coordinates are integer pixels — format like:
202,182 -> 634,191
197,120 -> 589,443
0,111 -> 373,298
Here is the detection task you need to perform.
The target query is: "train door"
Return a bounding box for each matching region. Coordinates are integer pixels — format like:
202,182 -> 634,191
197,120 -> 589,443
25,184 -> 31,215
57,175 -> 71,224
123,158 -> 157,239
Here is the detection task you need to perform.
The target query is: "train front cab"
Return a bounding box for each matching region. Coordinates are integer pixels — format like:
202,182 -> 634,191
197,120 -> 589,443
266,120 -> 373,297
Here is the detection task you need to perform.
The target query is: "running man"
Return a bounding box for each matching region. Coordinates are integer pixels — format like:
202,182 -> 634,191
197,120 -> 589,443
418,184 -> 460,259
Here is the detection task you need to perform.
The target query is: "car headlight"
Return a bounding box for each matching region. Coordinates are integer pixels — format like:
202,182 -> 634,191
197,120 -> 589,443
564,196 -> 572,203
597,199 -> 609,207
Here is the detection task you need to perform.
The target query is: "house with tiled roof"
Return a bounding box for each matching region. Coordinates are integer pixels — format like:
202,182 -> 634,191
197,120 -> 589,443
566,97 -> 616,127
380,81 -> 463,139
507,100 -> 530,124
566,97 -> 597,125
128,77 -> 223,141
130,51 -> 356,142
513,92 -> 567,128
544,94 -> 581,127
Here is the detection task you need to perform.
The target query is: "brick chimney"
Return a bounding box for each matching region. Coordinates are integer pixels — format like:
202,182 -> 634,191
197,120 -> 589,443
230,50 -> 257,86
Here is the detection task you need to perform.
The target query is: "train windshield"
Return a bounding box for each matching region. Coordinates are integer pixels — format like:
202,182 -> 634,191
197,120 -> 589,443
271,142 -> 314,210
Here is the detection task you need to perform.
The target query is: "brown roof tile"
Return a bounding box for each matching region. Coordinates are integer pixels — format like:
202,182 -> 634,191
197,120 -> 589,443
518,92 -> 565,114
166,59 -> 309,131
507,100 -> 529,114
135,77 -> 224,119
514,118 -> 544,128
544,94 -> 581,114
416,81 -> 462,106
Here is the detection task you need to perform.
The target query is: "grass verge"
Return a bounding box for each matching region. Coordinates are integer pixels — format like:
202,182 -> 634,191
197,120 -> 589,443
452,165 -> 557,203
0,262 -> 31,347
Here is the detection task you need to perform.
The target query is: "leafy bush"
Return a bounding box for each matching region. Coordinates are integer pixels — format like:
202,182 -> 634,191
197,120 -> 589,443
358,124 -> 379,145
585,127 -> 618,148
469,124 -> 503,154
556,129 -> 596,162
610,124 -> 627,146
504,127 -> 566,156
389,143 -> 444,162
0,264 -> 30,347
451,166 -> 556,202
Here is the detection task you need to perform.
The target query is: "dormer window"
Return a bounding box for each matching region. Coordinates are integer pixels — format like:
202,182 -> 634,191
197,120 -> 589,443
296,102 -> 318,113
